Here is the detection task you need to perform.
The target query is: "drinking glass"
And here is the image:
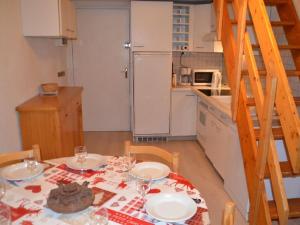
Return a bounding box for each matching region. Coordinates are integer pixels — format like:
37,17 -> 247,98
89,208 -> 108,225
136,175 -> 152,208
24,153 -> 38,173
74,146 -> 88,164
123,152 -> 136,180
0,202 -> 11,225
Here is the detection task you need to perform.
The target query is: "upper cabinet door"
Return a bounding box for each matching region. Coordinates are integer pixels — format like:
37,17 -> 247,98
193,4 -> 214,52
21,0 -> 77,39
131,1 -> 172,52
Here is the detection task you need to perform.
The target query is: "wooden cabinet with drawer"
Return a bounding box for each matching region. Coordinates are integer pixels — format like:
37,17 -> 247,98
16,87 -> 83,160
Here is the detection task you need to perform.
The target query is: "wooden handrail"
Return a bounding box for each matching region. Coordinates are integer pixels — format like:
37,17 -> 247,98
214,0 -> 225,40
231,0 -> 248,120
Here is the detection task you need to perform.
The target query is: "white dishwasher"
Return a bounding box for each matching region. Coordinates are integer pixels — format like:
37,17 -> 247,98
197,96 -> 249,218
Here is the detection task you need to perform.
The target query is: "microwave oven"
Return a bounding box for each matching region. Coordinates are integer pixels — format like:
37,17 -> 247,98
192,69 -> 222,88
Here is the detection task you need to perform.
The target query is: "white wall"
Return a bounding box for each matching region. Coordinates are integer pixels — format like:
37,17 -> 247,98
0,0 -> 68,152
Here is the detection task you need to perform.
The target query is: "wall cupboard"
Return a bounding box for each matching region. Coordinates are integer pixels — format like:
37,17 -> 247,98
16,87 -> 83,160
21,0 -> 77,39
131,1 -> 173,52
173,3 -> 222,52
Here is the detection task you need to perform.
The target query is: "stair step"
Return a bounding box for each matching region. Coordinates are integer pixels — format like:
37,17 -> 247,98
269,198 -> 300,220
265,161 -> 298,178
247,97 -> 300,106
242,70 -> 300,77
254,127 -> 284,140
231,20 -> 295,27
252,44 -> 300,50
227,0 -> 288,6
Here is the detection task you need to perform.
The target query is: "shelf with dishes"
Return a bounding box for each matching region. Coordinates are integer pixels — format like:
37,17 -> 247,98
172,4 -> 192,51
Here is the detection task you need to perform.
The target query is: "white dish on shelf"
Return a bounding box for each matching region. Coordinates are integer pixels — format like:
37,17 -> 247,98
130,162 -> 170,180
1,162 -> 43,181
145,193 -> 197,222
66,154 -> 106,171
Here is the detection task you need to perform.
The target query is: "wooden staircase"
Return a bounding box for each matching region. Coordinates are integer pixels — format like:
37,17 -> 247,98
213,0 -> 300,224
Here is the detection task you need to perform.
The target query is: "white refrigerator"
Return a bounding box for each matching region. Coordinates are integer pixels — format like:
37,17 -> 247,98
133,52 -> 172,135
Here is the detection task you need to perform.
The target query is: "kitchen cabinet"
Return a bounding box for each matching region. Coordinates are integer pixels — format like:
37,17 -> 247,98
171,89 -> 197,136
193,4 -> 214,52
21,0 -> 77,39
131,1 -> 172,52
173,3 -> 222,52
16,87 -> 83,160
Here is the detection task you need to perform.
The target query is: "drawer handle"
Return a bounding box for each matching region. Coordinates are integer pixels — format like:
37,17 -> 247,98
133,45 -> 145,47
185,94 -> 195,97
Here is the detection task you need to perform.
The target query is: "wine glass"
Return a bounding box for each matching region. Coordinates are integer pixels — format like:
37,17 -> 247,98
24,153 -> 38,173
136,175 -> 152,208
74,146 -> 88,165
89,208 -> 108,225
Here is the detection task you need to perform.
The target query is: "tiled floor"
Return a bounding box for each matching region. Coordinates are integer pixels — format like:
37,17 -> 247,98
84,131 -> 300,225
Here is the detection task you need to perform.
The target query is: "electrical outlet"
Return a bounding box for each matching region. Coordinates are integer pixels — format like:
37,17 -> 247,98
57,71 -> 65,77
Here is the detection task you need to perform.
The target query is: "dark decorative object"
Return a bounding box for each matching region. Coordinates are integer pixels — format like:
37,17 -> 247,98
174,0 -> 213,4
47,181 -> 95,213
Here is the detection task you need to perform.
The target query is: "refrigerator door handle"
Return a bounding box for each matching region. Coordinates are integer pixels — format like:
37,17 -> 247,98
121,67 -> 128,79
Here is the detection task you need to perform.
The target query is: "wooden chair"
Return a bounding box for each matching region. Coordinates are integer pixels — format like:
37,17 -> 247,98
0,144 -> 41,167
125,141 -> 179,173
222,201 -> 236,225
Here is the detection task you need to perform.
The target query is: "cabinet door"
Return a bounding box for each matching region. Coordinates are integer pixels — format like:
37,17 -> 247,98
131,1 -> 172,51
193,4 -> 214,52
21,0 -> 76,38
21,0 -> 60,36
171,90 -> 197,136
60,104 -> 76,157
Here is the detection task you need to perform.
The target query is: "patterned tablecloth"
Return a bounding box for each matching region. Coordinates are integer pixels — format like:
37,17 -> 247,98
2,155 -> 210,225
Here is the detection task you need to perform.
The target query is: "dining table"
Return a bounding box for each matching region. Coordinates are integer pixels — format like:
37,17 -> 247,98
1,154 -> 210,225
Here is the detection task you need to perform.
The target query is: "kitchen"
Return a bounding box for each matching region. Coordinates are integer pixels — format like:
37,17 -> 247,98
1,0 -> 300,224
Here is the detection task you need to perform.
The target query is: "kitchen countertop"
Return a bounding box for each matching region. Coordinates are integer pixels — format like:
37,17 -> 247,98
172,84 -> 233,118
192,87 -> 232,118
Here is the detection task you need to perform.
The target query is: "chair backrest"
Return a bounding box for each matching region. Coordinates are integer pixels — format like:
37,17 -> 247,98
125,141 -> 179,173
222,201 -> 236,225
0,144 -> 41,167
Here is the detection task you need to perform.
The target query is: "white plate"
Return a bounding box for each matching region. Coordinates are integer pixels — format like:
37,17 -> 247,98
66,154 -> 106,171
145,193 -> 197,222
1,162 -> 43,181
130,162 -> 170,180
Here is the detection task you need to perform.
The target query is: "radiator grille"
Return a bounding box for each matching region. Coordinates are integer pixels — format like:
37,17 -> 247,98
134,136 -> 168,143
